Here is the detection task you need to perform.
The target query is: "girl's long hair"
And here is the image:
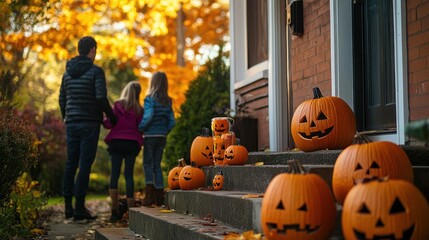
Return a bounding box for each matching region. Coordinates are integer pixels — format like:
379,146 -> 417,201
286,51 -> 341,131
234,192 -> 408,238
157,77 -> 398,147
148,71 -> 172,106
117,81 -> 143,115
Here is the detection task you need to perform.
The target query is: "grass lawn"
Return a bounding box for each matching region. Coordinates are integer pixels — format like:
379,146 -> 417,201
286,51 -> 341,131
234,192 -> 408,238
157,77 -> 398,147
47,194 -> 108,207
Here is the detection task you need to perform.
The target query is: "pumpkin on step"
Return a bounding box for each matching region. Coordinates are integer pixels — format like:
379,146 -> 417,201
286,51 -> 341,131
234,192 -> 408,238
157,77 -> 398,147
178,163 -> 206,190
167,158 -> 186,190
190,128 -> 214,167
212,171 -> 224,191
224,139 -> 248,165
332,134 -> 414,205
342,178 -> 429,240
213,135 -> 226,166
260,159 -> 336,240
291,87 -> 356,152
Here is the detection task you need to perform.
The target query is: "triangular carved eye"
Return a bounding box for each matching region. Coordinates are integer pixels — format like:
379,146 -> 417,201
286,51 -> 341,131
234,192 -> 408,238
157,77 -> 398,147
220,124 -> 224,128
317,111 -> 328,120
276,201 -> 285,210
205,146 -> 210,150
370,161 -> 380,169
358,203 -> 371,214
389,197 -> 406,214
299,116 -> 307,123
298,203 -> 307,211
355,163 -> 363,171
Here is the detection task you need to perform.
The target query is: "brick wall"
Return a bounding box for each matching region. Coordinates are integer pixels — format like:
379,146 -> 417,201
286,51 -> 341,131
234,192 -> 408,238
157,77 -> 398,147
291,0 -> 331,110
407,0 -> 429,121
234,78 -> 269,150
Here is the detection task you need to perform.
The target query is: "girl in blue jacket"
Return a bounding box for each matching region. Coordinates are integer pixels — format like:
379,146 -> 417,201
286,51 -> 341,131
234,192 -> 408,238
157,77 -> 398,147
138,71 -> 175,206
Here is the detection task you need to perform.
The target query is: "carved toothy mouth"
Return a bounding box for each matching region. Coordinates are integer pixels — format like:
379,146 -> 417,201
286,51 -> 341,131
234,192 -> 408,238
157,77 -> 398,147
298,126 -> 334,139
353,224 -> 414,240
225,155 -> 234,160
183,177 -> 192,181
214,183 -> 221,186
266,222 -> 320,234
201,152 -> 213,160
215,128 -> 226,133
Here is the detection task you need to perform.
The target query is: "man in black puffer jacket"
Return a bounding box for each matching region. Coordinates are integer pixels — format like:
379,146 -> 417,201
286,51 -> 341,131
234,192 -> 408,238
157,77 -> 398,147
59,36 -> 117,221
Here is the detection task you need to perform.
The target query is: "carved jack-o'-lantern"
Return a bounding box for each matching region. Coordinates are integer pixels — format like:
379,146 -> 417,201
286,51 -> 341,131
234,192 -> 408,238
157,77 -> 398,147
211,117 -> 234,136
291,87 -> 356,152
332,134 -> 414,205
213,135 -> 226,166
212,171 -> 224,191
190,128 -> 214,167
342,178 -> 429,240
178,163 -> 206,190
224,139 -> 248,165
261,160 -> 336,240
167,158 -> 186,190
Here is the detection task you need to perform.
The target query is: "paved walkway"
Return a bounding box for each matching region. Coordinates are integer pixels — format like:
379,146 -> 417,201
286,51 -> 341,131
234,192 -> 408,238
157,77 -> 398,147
39,199 -> 127,240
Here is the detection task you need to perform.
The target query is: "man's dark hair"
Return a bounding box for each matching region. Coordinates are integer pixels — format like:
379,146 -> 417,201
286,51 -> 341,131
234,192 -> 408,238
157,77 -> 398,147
78,36 -> 97,56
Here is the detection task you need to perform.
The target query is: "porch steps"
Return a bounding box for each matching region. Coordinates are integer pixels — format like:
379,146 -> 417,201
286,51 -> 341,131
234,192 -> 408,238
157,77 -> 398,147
95,147 -> 429,240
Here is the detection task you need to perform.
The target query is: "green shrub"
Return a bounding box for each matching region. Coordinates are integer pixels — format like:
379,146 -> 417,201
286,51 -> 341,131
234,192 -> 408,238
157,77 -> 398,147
0,109 -> 39,203
0,173 -> 47,239
164,45 -> 230,171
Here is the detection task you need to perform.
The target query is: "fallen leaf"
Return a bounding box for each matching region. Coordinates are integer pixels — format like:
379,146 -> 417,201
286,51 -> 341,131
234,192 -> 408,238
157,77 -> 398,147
224,230 -> 262,239
254,162 -> 264,166
159,209 -> 173,213
241,194 -> 264,199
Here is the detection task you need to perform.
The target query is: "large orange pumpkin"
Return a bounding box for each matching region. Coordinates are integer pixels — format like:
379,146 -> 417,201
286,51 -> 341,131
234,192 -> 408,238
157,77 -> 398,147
167,158 -> 186,190
190,128 -> 214,167
342,178 -> 429,240
261,159 -> 336,240
291,87 -> 356,152
224,139 -> 248,165
178,163 -> 206,190
332,134 -> 414,205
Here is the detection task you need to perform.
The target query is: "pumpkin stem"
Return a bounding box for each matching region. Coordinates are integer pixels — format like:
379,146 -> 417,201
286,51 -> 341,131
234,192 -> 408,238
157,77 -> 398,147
201,127 -> 210,137
353,133 -> 372,144
312,87 -> 323,99
178,158 -> 186,167
287,159 -> 306,174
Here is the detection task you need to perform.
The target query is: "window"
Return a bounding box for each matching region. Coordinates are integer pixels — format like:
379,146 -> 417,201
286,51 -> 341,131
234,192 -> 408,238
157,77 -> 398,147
247,0 -> 268,69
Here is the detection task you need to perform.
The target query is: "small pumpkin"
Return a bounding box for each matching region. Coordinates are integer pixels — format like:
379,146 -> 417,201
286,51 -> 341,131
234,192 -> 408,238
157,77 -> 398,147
211,117 -> 233,136
291,87 -> 356,152
332,134 -> 414,205
212,171 -> 224,191
190,128 -> 214,167
213,135 -> 226,166
261,159 -> 336,240
224,139 -> 248,165
342,178 -> 429,240
167,158 -> 186,190
178,162 -> 206,190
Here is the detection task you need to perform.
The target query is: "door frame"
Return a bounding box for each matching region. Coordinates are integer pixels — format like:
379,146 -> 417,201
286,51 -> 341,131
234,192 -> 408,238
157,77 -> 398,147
330,0 -> 408,144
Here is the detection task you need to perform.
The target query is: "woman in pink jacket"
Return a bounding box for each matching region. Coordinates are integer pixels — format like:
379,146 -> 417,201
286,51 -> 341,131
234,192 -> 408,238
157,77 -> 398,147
103,81 -> 143,222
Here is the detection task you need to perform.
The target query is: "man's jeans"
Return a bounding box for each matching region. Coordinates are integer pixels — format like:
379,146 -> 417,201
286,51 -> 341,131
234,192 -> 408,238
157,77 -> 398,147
63,122 -> 100,203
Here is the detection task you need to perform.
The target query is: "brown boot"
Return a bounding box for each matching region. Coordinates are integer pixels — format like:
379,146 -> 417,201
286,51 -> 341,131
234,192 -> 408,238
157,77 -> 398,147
127,198 -> 135,208
141,184 -> 155,207
109,189 -> 120,222
155,189 -> 165,206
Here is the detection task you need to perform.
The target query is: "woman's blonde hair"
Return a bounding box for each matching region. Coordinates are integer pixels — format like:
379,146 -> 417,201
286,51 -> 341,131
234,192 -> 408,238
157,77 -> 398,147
117,81 -> 143,115
148,71 -> 172,106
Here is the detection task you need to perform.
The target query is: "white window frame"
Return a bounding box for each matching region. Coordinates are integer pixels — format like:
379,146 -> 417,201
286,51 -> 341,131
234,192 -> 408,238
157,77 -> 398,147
229,0 -> 269,110
330,0 -> 408,144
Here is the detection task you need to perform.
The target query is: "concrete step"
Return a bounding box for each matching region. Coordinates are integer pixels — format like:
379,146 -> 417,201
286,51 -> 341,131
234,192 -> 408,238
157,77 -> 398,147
246,146 -> 429,166
95,227 -> 139,240
202,165 -> 429,200
128,206 -> 245,240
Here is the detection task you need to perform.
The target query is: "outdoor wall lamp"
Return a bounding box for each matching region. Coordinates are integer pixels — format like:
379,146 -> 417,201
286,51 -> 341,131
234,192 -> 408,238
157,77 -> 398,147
287,0 -> 304,35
